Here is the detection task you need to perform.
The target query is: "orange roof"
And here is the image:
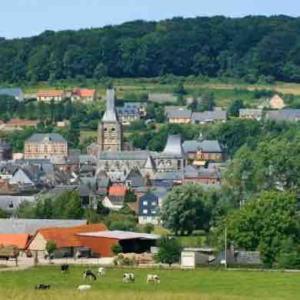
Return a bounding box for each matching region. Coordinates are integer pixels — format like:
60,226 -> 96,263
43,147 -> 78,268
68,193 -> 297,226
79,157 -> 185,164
0,234 -> 30,250
37,90 -> 64,97
37,223 -> 107,248
74,88 -> 96,97
109,184 -> 127,197
6,118 -> 38,126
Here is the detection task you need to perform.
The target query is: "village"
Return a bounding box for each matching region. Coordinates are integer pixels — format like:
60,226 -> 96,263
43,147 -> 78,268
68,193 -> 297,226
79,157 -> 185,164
0,85 -> 298,271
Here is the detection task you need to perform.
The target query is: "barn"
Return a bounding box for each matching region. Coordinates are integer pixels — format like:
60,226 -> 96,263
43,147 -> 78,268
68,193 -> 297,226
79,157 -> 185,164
77,230 -> 160,257
27,223 -> 107,258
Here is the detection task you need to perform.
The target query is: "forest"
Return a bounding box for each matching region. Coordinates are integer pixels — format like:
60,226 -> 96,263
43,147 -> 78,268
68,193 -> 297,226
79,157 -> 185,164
1,15 -> 300,83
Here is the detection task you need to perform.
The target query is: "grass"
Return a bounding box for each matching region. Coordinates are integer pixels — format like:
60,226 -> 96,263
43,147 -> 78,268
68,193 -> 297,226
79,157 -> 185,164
0,266 -> 300,299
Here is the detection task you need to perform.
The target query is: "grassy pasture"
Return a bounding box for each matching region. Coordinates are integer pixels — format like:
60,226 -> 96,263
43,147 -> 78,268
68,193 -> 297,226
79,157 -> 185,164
0,266 -> 300,300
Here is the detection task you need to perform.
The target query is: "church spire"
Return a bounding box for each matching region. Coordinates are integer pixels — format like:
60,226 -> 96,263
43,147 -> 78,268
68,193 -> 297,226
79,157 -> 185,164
102,89 -> 118,122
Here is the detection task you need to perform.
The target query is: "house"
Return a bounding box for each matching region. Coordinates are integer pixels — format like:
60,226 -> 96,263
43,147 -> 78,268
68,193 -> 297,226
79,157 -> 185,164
182,139 -> 223,162
138,193 -> 160,225
191,110 -> 227,124
125,168 -> 146,194
71,88 -> 96,102
77,230 -> 159,257
148,93 -> 177,104
116,102 -> 147,125
0,88 -> 24,102
239,109 -> 263,121
24,133 -> 68,160
269,94 -> 285,109
36,90 -> 65,102
0,234 -> 30,251
27,223 -> 107,258
265,109 -> 300,122
166,107 -> 192,124
197,166 -> 221,185
102,184 -> 127,210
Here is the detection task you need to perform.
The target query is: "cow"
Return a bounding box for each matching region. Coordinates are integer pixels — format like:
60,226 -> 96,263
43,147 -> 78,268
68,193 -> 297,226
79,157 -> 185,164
35,284 -> 51,290
60,264 -> 69,273
146,274 -> 160,284
78,285 -> 91,292
83,270 -> 97,281
123,273 -> 135,283
97,267 -> 106,276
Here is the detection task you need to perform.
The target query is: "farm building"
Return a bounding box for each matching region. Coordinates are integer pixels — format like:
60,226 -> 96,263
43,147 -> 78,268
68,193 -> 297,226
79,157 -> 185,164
77,230 -> 160,257
0,234 -> 30,251
27,223 -> 107,258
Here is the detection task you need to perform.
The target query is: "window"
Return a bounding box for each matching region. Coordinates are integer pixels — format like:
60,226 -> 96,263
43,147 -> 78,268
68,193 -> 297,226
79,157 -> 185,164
143,209 -> 148,214
152,201 -> 156,206
151,210 -> 156,214
104,128 -> 108,132
143,201 -> 148,205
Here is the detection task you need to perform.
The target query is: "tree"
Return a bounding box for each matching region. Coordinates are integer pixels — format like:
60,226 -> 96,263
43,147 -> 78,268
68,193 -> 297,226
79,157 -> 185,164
219,191 -> 299,267
124,190 -> 137,203
0,209 -> 7,218
228,99 -> 244,117
161,184 -> 212,235
143,223 -> 154,234
155,237 -> 181,266
111,244 -> 122,255
46,240 -> 57,261
174,81 -> 186,95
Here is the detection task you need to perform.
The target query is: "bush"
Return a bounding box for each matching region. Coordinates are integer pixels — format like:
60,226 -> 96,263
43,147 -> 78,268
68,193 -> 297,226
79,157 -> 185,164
111,244 -> 123,255
143,223 -> 154,234
155,236 -> 182,266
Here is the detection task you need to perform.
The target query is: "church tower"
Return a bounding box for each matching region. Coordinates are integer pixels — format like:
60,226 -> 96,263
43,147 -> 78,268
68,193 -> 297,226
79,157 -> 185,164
97,89 -> 122,151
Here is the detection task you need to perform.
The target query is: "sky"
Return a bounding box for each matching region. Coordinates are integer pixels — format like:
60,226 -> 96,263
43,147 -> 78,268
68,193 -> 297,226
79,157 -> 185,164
0,0 -> 299,39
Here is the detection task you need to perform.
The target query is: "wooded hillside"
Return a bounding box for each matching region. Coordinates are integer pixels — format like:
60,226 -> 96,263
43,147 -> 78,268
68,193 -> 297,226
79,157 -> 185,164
1,16 -> 300,83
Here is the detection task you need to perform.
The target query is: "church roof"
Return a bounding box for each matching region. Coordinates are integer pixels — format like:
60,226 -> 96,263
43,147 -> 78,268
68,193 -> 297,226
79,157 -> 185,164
144,155 -> 156,170
99,150 -> 151,161
162,135 -> 184,157
102,89 -> 118,122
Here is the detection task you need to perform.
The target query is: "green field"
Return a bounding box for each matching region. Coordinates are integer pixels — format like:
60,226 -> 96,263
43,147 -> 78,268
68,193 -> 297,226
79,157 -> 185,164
0,266 -> 299,300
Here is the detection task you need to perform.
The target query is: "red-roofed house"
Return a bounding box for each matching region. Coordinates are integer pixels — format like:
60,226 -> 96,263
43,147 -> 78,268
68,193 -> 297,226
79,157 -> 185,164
0,234 -> 30,250
37,90 -> 65,102
71,88 -> 96,102
27,223 -> 107,258
102,184 -> 127,211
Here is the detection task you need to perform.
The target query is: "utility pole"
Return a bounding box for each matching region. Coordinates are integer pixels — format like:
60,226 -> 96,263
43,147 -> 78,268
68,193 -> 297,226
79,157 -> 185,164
224,226 -> 227,269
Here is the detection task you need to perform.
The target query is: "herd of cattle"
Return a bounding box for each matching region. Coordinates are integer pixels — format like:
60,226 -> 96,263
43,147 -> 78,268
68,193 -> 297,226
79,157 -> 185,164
35,264 -> 160,291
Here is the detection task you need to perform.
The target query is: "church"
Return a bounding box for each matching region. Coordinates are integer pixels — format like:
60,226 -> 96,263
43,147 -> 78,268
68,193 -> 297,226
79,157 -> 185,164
96,89 -> 186,182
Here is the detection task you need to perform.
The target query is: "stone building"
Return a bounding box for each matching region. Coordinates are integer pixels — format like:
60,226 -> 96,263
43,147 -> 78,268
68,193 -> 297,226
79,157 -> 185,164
97,134 -> 186,182
97,89 -> 122,151
24,133 -> 68,160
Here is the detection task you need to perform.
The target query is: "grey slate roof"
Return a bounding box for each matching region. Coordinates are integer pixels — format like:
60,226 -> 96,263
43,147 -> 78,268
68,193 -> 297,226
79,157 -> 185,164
26,133 -> 66,143
265,109 -> 300,122
102,89 -> 118,122
192,110 -> 227,123
0,218 -> 86,234
99,150 -> 151,161
0,88 -> 23,101
163,135 -> 184,157
166,107 -> 191,119
182,140 -> 222,153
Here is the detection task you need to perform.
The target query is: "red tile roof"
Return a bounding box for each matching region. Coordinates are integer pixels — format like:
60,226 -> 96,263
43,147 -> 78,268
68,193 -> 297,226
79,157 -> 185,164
74,88 -> 96,97
0,234 -> 30,250
37,224 -> 107,248
109,184 -> 127,197
6,118 -> 38,127
37,90 -> 64,97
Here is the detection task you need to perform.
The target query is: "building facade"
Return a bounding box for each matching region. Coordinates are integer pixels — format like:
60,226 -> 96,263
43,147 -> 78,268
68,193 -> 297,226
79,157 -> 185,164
24,133 -> 68,160
97,89 -> 122,151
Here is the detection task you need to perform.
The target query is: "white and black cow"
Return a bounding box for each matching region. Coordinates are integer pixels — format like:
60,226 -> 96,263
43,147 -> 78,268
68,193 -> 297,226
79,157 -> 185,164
122,273 -> 135,283
83,270 -> 97,281
97,267 -> 106,276
146,274 -> 160,284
